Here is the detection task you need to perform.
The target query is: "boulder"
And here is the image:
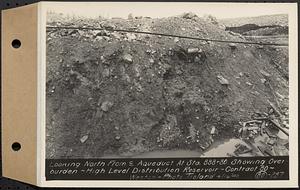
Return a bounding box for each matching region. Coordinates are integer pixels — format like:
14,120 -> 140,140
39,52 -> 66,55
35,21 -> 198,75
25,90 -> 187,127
229,43 -> 237,49
182,12 -> 198,19
80,135 -> 89,143
128,13 -> 133,19
187,47 -> 201,54
101,101 -> 113,112
126,33 -> 136,41
122,54 -> 133,63
217,75 -> 229,85
210,126 -> 216,135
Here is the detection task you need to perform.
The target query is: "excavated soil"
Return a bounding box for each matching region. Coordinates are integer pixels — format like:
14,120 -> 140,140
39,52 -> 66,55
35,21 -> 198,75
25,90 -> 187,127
46,14 -> 289,158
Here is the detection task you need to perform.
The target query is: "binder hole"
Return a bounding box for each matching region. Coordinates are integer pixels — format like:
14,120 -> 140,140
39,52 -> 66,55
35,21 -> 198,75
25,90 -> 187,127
11,142 -> 21,151
11,39 -> 21,48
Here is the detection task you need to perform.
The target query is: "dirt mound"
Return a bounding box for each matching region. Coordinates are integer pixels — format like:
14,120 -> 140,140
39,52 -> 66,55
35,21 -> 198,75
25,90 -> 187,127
46,14 -> 288,158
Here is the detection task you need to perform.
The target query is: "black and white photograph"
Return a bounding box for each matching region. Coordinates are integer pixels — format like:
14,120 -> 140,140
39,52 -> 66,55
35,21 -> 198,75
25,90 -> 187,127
0,1 -> 297,187
45,3 -> 290,160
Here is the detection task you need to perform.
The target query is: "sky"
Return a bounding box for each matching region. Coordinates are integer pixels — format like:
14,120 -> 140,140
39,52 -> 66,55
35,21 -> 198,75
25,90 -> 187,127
45,2 -> 293,19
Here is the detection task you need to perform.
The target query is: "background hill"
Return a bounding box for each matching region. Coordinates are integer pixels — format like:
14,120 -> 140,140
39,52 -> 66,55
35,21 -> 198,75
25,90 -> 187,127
220,14 -> 288,27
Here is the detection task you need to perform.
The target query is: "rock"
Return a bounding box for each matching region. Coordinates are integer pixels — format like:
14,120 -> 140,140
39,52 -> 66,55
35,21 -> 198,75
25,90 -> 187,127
261,78 -> 267,84
144,34 -> 150,39
80,135 -> 88,143
182,12 -> 198,19
203,14 -> 219,25
95,30 -> 109,37
258,45 -> 264,49
122,54 -> 133,63
210,126 -> 216,135
101,101 -> 113,112
244,72 -> 250,77
176,69 -> 183,75
149,58 -> 155,64
115,136 -> 121,140
246,81 -> 253,86
194,56 -> 201,63
128,27 -> 138,31
102,36 -> 111,41
102,68 -> 110,78
174,37 -> 180,43
111,32 -> 122,39
217,75 -> 229,85
128,13 -> 133,19
228,31 -> 235,36
103,24 -> 115,30
229,43 -> 237,49
260,70 -> 271,77
100,55 -> 105,62
50,86 -> 55,93
78,30 -> 84,36
187,47 -> 201,54
195,27 -> 200,31
95,36 -> 103,41
126,33 -> 136,41
90,30 -> 100,36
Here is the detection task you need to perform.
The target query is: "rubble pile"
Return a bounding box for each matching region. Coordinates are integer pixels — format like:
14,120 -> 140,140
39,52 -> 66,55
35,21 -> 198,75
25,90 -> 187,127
229,106 -> 289,157
46,12 -> 289,158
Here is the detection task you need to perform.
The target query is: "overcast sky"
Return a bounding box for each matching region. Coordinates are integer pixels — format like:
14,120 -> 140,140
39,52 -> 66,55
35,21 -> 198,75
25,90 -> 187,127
45,2 -> 293,19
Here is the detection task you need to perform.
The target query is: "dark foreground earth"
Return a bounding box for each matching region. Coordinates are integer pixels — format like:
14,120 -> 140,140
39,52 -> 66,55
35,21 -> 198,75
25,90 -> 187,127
46,13 -> 289,158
